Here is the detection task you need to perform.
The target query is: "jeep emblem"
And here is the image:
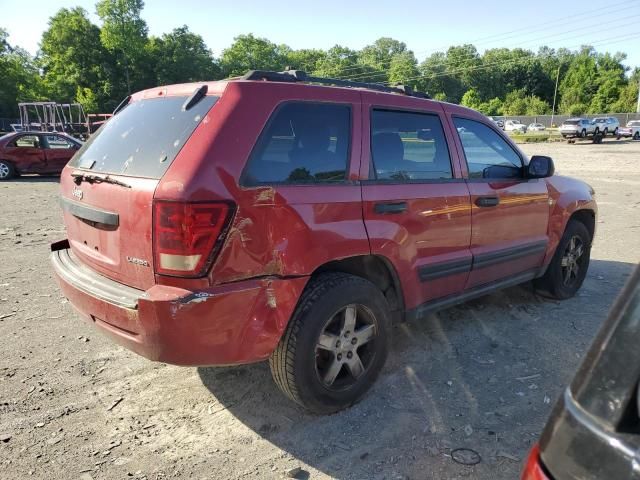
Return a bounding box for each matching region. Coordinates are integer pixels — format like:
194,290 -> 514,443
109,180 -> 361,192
72,186 -> 83,200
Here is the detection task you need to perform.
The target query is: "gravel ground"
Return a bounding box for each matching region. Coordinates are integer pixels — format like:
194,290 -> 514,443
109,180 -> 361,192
1,139 -> 639,480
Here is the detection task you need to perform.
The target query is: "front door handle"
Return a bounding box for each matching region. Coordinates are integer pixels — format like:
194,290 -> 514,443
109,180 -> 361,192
374,201 -> 408,214
475,196 -> 500,207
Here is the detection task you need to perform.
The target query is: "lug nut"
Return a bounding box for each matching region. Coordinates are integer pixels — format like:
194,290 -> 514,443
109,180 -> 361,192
347,351 -> 353,359
336,340 -> 341,348
351,338 -> 357,345
337,353 -> 342,361
344,331 -> 350,338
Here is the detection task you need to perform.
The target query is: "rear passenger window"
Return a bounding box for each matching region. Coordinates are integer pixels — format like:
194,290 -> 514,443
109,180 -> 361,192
370,110 -> 453,181
241,102 -> 351,185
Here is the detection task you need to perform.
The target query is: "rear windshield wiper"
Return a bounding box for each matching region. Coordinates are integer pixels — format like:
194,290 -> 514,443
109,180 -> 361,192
71,171 -> 131,189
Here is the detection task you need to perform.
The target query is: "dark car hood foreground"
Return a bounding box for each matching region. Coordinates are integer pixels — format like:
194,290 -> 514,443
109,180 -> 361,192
539,265 -> 640,479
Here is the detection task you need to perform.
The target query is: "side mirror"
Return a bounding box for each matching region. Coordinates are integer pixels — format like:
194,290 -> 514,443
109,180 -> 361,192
528,155 -> 554,178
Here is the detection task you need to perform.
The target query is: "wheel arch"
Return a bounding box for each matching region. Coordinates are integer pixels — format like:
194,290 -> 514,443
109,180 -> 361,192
569,209 -> 596,244
311,254 -> 406,321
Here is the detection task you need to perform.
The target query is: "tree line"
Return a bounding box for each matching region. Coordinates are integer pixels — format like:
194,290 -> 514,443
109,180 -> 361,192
1,0 -> 638,118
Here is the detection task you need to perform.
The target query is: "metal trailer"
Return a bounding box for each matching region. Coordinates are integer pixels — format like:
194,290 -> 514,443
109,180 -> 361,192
17,102 -> 111,139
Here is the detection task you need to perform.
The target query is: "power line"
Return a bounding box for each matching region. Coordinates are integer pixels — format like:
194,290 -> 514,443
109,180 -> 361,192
380,31 -> 640,87
338,13 -> 640,83
327,0 -> 640,79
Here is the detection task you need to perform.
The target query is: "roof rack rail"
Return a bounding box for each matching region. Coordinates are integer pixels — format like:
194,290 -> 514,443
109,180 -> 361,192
241,70 -> 430,99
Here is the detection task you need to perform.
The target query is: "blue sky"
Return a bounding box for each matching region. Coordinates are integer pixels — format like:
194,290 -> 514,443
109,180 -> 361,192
2,0 -> 639,70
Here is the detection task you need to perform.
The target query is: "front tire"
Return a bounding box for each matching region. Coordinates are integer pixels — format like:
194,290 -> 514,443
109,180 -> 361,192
534,220 -> 591,299
580,129 -> 587,138
270,273 -> 391,414
633,131 -> 639,140
613,127 -> 619,137
0,160 -> 15,180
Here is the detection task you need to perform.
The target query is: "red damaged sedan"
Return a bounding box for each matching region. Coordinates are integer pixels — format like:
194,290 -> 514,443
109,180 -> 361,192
0,131 -> 82,180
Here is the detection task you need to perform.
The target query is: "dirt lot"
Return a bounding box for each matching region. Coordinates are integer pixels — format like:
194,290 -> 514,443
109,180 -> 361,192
1,139 -> 639,480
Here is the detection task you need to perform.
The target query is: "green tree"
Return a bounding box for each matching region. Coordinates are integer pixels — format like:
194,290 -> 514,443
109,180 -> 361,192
609,69 -> 639,112
387,51 -> 419,88
0,28 -> 43,117
147,26 -> 220,85
96,0 -> 148,94
558,47 -> 599,114
220,34 -> 287,77
40,7 -> 111,110
461,88 -> 482,110
285,48 -> 326,73
359,37 -> 407,72
314,45 -> 379,81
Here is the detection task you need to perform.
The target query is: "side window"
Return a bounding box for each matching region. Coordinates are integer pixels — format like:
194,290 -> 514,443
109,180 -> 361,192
241,102 -> 350,185
370,109 -> 453,181
14,135 -> 41,148
44,135 -> 74,149
453,117 -> 523,179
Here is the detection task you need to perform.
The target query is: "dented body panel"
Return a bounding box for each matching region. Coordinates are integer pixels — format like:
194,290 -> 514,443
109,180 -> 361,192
53,244 -> 309,365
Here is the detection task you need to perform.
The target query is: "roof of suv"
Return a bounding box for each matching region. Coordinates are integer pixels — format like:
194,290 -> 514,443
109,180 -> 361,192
131,69 -> 431,103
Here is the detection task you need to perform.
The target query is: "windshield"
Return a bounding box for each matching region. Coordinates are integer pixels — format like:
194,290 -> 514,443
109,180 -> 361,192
628,121 -> 640,127
68,95 -> 218,178
564,120 -> 580,125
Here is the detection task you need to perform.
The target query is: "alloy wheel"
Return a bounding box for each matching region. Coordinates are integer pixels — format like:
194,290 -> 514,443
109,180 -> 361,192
0,163 -> 10,179
560,235 -> 585,287
315,304 -> 377,390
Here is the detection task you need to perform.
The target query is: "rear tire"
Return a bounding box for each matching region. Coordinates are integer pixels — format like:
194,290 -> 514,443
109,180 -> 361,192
603,128 -> 608,136
580,129 -> 587,138
0,160 -> 15,180
613,127 -> 619,136
269,272 -> 391,414
534,220 -> 591,300
634,131 -> 639,140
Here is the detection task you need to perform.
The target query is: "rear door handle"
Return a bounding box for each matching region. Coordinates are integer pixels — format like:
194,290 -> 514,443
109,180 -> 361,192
475,196 -> 500,207
374,201 -> 408,214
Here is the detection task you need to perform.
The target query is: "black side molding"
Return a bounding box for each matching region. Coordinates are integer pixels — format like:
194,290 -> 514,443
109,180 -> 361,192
418,257 -> 472,282
473,240 -> 547,270
60,197 -> 119,227
407,268 -> 540,322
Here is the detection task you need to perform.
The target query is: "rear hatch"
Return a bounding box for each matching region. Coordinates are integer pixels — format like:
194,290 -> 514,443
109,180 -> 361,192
60,93 -> 218,290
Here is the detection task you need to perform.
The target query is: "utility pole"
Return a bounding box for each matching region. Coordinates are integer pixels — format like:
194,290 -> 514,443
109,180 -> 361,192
636,77 -> 640,114
551,66 -> 560,127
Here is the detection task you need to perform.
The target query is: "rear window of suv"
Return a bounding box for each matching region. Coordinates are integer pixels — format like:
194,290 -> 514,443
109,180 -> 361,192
241,102 -> 351,186
69,95 -> 218,178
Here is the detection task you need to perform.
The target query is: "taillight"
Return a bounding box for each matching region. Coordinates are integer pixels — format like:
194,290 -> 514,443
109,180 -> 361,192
153,201 -> 234,277
521,444 -> 551,480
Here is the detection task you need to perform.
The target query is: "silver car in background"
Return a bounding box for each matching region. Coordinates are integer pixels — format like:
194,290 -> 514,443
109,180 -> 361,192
504,119 -> 527,133
560,118 -> 597,138
618,120 -> 640,140
593,116 -> 620,136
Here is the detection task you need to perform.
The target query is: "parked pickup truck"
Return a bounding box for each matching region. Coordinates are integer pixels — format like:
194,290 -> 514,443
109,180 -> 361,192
50,70 -> 597,414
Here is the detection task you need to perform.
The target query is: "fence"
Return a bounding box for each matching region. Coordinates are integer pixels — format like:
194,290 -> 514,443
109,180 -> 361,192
495,113 -> 640,128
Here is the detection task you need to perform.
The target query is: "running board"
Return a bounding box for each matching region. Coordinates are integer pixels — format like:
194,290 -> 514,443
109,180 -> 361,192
405,269 -> 539,322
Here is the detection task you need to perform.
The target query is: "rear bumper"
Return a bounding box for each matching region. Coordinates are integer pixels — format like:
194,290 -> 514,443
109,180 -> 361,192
51,244 -> 308,366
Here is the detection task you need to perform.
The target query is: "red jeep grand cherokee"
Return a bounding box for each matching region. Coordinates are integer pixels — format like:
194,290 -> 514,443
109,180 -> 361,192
51,70 -> 596,414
